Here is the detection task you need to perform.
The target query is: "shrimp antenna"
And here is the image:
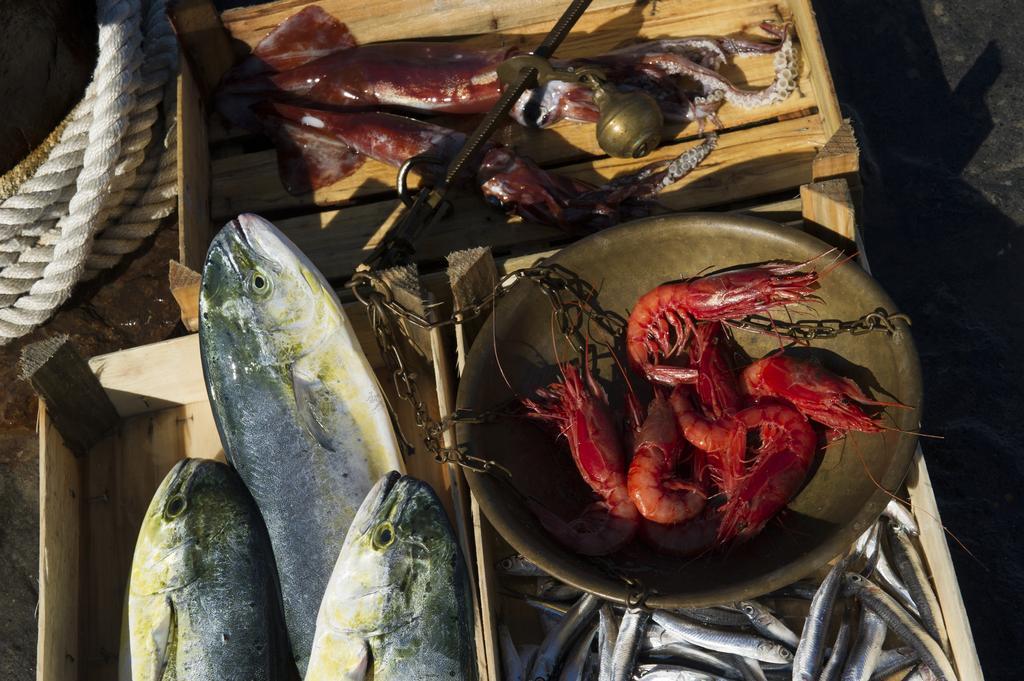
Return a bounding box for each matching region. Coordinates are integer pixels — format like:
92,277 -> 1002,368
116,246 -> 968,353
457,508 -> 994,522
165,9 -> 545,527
851,444 -> 982,567
490,284 -> 519,397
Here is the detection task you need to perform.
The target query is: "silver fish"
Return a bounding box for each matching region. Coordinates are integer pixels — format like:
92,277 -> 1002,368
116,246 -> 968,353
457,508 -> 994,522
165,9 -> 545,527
529,593 -> 602,680
882,499 -> 919,536
500,622 -> 524,681
641,640 -> 743,680
855,524 -> 881,576
734,601 -> 798,649
818,609 -> 855,681
677,607 -> 751,629
730,655 -> 767,681
635,663 -> 734,680
599,604 -> 620,681
199,213 -> 403,673
769,581 -> 818,601
612,608 -> 651,681
792,556 -> 849,680
873,541 -> 921,617
498,553 -> 550,577
304,472 -> 477,680
840,609 -> 886,681
841,573 -> 956,681
651,612 -> 792,664
127,459 -> 294,681
901,664 -> 941,681
886,523 -> 949,653
560,619 -> 599,681
538,578 -> 587,602
869,648 -> 918,680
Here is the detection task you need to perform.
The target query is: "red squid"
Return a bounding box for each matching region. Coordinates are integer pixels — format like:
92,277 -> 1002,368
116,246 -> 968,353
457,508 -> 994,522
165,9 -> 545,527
256,102 -> 717,231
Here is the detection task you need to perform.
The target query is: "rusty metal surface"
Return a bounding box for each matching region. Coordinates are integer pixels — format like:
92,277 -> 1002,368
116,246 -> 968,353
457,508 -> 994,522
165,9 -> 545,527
457,213 -> 922,607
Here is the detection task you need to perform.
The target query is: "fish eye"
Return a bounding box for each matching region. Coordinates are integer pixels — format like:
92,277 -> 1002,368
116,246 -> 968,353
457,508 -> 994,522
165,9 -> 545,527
165,494 -> 187,519
372,522 -> 395,549
248,270 -> 272,296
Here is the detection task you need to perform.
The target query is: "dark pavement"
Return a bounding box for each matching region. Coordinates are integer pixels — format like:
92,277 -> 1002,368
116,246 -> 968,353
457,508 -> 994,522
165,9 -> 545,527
815,2 -> 1024,678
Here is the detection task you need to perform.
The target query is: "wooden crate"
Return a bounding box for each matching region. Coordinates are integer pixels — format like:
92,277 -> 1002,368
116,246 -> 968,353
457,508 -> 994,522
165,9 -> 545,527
35,0 -> 982,679
173,0 -> 851,277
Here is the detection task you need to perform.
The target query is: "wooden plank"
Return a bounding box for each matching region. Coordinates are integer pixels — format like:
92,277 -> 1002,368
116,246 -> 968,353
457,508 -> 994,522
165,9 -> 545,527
88,335 -> 208,418
37,407 -> 81,681
801,178 -> 855,241
788,0 -> 841,136
168,0 -> 237,100
20,336 -> 121,455
223,0 -> 636,49
447,248 -> 499,375
812,119 -> 859,181
177,57 -> 214,271
169,260 -> 201,332
472,501 -> 502,681
906,449 -> 985,680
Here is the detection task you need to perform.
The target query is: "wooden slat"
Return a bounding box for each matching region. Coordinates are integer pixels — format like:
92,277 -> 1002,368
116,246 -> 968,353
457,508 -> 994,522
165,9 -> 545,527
224,115 -> 821,281
177,58 -> 213,271
906,449 -> 985,680
37,408 -> 81,681
788,0 -> 841,136
223,0 -> 636,49
812,119 -> 859,181
801,177 -> 855,241
168,0 -> 237,100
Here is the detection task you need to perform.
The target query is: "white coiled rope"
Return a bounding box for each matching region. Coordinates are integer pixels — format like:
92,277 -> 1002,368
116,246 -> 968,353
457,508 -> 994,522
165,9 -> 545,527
0,0 -> 178,343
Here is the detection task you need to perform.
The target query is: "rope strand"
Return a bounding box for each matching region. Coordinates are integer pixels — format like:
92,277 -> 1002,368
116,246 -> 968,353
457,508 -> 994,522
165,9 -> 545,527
0,0 -> 178,342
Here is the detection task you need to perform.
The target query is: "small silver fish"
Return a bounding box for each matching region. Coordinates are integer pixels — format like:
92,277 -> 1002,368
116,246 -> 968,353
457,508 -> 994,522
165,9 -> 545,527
792,557 -> 849,680
634,663 -> 734,680
734,601 -> 799,649
882,499 -> 920,536
840,609 -> 887,681
818,609 -> 855,681
499,623 -> 523,681
528,593 -> 601,680
559,619 -> 599,681
598,604 -> 619,681
651,612 -> 792,664
886,523 -> 949,654
841,573 -> 956,681
611,608 -> 651,681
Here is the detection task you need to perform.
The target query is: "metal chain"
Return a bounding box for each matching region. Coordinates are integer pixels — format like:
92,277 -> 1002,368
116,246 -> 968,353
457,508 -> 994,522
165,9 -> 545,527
728,309 -> 912,340
351,265 -> 910,476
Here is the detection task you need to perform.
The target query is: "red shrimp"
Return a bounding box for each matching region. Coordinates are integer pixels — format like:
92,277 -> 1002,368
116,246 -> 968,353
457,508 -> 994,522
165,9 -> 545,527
668,386 -> 746,497
717,399 -> 818,543
740,353 -> 902,433
626,261 -> 821,386
690,321 -> 742,418
626,393 -> 706,524
524,364 -> 639,555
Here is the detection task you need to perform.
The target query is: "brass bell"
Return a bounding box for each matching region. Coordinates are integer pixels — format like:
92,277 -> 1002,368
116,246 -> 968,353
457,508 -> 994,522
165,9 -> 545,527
593,84 -> 664,159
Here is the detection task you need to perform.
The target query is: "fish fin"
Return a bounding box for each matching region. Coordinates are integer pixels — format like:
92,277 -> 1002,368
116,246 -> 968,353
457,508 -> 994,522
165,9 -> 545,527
130,594 -> 175,681
291,361 -> 338,453
264,117 -> 365,195
237,6 -> 357,78
305,631 -> 370,680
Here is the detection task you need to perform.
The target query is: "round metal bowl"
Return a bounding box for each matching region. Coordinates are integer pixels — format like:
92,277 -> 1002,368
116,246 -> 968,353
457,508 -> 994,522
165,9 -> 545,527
457,214 -> 922,607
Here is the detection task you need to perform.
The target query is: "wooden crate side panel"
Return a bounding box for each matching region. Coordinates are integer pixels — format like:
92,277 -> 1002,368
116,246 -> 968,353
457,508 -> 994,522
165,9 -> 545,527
89,335 -> 208,418
788,0 -> 841,136
223,0 -> 639,49
177,57 -> 213,271
37,408 -> 81,681
906,449 -> 985,680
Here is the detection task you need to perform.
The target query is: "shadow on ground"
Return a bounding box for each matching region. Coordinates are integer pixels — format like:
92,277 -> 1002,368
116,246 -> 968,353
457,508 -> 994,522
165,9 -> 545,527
815,1 -> 1024,676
